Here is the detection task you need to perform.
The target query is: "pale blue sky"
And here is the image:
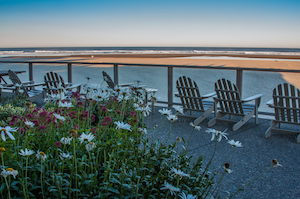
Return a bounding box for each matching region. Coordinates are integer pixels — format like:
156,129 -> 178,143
1,0 -> 300,48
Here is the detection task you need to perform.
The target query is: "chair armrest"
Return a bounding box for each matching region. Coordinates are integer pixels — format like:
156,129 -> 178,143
119,83 -> 134,87
266,99 -> 274,107
21,81 -> 35,85
22,82 -> 46,88
202,92 -> 216,99
0,83 -> 15,87
65,84 -> 82,91
64,82 -> 72,87
145,88 -> 158,93
1,85 -> 19,91
242,94 -> 263,103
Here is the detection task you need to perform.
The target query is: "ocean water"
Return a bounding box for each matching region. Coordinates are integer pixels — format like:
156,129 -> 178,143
1,47 -> 300,57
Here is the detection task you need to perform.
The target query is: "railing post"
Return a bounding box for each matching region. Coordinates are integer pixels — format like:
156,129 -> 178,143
29,63 -> 33,81
168,66 -> 173,107
113,64 -> 119,85
68,63 -> 72,83
236,69 -> 243,97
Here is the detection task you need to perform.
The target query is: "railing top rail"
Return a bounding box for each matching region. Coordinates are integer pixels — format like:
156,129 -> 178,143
1,60 -> 300,73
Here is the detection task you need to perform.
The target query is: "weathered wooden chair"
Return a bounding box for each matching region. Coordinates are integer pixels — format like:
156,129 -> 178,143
175,76 -> 215,124
1,70 -> 45,101
102,71 -> 157,106
208,78 -> 262,131
265,83 -> 300,143
43,71 -> 81,98
102,71 -> 141,89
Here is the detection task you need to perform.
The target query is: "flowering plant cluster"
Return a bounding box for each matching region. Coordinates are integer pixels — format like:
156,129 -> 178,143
0,85 -> 280,198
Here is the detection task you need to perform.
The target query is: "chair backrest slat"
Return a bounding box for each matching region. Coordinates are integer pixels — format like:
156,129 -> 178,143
273,83 -> 300,124
176,76 -> 203,111
102,71 -> 115,89
44,72 -> 67,95
45,72 -> 61,89
8,70 -> 29,97
215,79 -> 243,115
8,70 -> 22,84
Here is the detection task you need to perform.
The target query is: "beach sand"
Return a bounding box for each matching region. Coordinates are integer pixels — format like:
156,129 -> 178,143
1,54 -> 300,112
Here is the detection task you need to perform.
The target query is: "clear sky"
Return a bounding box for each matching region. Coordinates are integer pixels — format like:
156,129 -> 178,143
1,0 -> 300,48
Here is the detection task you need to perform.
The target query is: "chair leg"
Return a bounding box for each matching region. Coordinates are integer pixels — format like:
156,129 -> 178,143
194,105 -> 214,125
233,109 -> 255,131
208,112 -> 225,127
265,121 -> 277,138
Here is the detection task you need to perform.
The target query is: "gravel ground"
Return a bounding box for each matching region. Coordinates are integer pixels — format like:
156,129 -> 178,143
146,106 -> 300,199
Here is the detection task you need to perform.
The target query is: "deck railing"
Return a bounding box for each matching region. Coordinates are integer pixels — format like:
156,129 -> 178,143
1,60 -> 300,111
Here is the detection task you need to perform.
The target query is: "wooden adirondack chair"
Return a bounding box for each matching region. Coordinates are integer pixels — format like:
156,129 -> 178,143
102,71 -> 142,89
265,83 -> 300,143
1,70 -> 44,101
208,78 -> 262,131
175,76 -> 215,124
43,72 -> 81,98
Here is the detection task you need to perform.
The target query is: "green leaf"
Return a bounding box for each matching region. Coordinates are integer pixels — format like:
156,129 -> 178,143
108,187 -> 120,195
0,183 -> 6,192
82,180 -> 92,185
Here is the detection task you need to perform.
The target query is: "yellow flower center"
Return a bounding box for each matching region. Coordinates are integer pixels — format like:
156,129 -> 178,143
89,142 -> 94,145
69,129 -> 78,137
40,152 -> 45,156
6,168 -> 13,172
1,129 -> 6,132
84,138 -> 89,141
0,147 -> 5,152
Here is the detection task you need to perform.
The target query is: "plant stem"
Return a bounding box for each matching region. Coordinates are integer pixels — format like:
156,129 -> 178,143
41,161 -> 45,199
229,165 -> 274,198
4,176 -> 11,199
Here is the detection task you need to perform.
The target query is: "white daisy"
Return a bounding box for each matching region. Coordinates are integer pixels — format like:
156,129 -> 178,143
85,142 -> 96,152
24,121 -> 35,128
114,121 -> 132,131
59,152 -> 73,160
19,148 -> 35,157
158,108 -> 172,116
136,106 -> 152,117
205,128 -> 228,142
178,192 -> 198,199
1,168 -> 18,179
227,139 -> 242,147
60,137 -> 73,145
272,159 -> 282,168
78,132 -> 95,143
53,113 -> 66,121
46,90 -> 67,101
167,114 -> 178,122
0,126 -> 17,142
138,128 -> 148,134
225,167 -> 233,174
58,101 -> 73,108
174,106 -> 184,114
189,122 -> 201,131
160,181 -> 180,196
171,168 -> 190,178
93,90 -> 110,101
224,163 -> 233,174
36,150 -> 47,161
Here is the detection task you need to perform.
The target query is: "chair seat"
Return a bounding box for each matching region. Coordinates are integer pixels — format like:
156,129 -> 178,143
208,79 -> 262,131
265,83 -> 300,143
175,76 -> 215,125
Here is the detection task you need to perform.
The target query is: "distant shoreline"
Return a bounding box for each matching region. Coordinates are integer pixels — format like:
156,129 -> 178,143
4,53 -> 300,60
